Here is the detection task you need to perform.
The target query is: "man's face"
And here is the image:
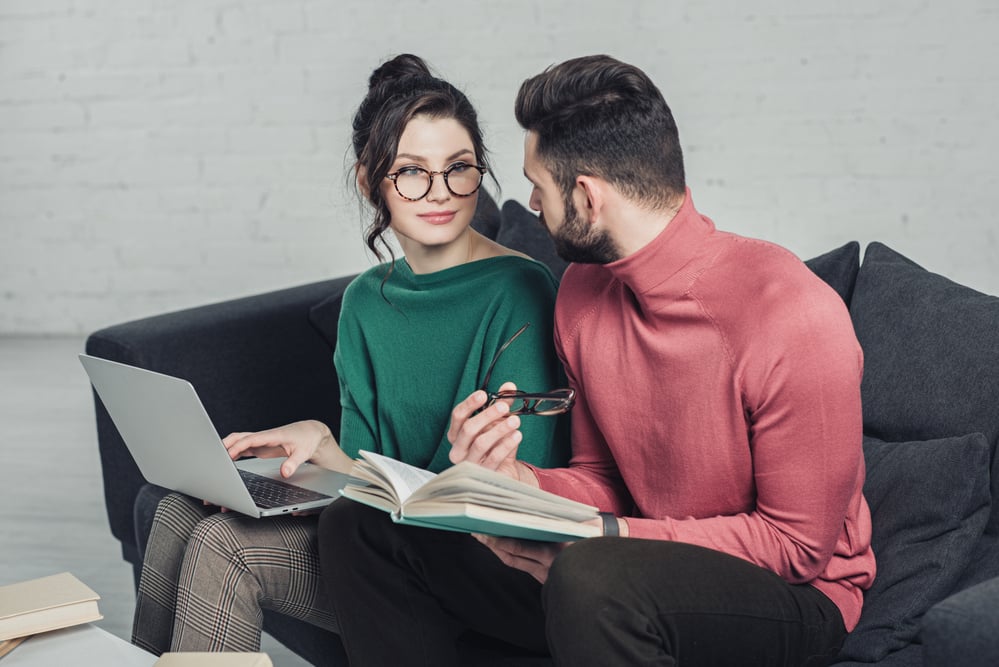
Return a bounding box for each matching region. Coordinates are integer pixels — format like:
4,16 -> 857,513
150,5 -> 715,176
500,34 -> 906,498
522,132 -> 620,264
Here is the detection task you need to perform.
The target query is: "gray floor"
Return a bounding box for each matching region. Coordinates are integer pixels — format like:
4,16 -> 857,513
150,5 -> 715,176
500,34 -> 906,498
0,335 -> 308,665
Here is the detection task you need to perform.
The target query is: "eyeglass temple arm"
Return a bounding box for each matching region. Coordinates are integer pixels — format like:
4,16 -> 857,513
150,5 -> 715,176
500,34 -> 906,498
479,323 -> 531,392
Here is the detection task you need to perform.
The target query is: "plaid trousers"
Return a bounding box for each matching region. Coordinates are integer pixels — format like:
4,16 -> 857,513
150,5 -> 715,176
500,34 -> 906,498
131,492 -> 338,654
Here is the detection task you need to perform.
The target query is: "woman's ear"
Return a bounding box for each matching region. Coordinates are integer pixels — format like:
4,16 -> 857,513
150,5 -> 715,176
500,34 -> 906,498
356,164 -> 371,199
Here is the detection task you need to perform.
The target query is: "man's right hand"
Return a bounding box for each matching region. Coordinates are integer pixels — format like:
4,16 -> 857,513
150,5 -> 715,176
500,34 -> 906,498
447,383 -> 536,485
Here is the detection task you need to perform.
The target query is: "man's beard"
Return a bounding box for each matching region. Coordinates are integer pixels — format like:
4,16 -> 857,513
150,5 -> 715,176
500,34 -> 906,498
544,196 -> 621,264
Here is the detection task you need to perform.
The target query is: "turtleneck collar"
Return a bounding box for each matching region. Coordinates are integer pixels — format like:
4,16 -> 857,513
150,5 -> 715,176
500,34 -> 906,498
603,188 -> 715,298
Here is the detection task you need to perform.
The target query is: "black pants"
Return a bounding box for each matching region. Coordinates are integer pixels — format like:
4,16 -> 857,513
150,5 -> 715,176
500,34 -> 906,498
318,501 -> 847,667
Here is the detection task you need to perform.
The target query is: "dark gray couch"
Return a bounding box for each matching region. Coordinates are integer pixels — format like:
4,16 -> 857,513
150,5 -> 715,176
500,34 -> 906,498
87,193 -> 999,666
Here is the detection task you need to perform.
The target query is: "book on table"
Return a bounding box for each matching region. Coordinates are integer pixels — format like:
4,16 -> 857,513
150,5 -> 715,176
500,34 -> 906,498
155,653 -> 273,666
340,450 -> 602,542
0,572 -> 103,642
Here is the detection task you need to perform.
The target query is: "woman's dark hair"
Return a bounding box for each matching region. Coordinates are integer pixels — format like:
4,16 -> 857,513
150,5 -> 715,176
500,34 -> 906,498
515,54 -> 685,210
352,54 -> 491,262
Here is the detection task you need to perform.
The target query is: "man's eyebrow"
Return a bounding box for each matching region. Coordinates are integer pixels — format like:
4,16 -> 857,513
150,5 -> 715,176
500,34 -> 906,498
394,149 -> 474,163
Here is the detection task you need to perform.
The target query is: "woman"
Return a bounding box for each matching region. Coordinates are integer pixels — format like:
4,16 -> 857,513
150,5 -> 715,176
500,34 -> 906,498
131,54 -> 568,654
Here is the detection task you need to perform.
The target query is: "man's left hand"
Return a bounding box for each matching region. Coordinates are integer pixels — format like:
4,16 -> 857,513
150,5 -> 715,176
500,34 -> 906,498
472,534 -> 568,584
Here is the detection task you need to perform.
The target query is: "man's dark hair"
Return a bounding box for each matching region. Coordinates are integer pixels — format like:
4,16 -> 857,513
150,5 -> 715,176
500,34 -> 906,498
515,55 -> 685,209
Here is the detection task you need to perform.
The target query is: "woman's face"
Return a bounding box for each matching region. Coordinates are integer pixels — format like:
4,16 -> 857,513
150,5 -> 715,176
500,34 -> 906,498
381,115 -> 479,256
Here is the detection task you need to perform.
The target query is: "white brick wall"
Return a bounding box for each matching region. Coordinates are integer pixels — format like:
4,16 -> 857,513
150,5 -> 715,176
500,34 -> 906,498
2,1 -> 997,334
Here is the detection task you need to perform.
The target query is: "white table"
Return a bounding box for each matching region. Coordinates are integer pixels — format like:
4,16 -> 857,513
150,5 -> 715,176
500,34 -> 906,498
4,624 -> 156,666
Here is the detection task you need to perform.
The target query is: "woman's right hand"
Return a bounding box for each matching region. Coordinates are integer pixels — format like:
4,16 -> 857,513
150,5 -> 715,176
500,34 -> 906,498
222,420 -> 353,478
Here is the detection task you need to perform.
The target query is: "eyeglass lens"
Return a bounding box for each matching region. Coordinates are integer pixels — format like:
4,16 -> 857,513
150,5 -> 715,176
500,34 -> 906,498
507,396 -> 571,416
394,163 -> 483,200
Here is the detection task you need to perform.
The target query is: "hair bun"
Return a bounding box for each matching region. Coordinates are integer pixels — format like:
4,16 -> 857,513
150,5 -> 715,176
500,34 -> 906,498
368,54 -> 433,90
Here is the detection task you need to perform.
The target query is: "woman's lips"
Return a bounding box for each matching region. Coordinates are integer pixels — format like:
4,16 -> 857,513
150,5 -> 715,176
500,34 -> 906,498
419,211 -> 457,225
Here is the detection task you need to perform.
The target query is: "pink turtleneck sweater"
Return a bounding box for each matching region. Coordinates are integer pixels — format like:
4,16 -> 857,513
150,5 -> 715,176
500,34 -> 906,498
529,190 -> 875,631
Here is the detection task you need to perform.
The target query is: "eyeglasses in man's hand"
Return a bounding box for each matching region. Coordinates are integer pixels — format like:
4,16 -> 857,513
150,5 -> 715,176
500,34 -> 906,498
478,323 -> 576,417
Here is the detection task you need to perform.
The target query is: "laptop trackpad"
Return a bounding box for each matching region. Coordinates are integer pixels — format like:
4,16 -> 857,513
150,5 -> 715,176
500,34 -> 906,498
235,457 -> 350,495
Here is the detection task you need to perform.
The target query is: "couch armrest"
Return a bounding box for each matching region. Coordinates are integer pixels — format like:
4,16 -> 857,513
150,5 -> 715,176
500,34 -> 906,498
922,575 -> 999,667
85,275 -> 355,569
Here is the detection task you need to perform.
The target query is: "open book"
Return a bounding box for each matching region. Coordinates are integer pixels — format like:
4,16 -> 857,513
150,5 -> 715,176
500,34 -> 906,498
0,572 -> 102,642
341,451 -> 602,542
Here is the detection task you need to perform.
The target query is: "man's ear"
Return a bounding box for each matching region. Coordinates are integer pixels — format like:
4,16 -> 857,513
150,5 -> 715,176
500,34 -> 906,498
356,164 -> 371,199
575,175 -> 606,227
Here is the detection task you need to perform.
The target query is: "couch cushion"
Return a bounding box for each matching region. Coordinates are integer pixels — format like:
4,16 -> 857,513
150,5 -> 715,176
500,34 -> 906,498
922,574 -> 999,667
833,644 -> 923,667
849,242 -> 999,536
496,200 -> 569,280
307,285 -> 351,349
836,433 -> 991,663
471,188 -> 502,240
803,241 -> 861,306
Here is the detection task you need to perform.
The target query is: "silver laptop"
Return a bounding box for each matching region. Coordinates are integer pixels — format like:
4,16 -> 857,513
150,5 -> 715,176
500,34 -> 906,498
79,354 -> 350,518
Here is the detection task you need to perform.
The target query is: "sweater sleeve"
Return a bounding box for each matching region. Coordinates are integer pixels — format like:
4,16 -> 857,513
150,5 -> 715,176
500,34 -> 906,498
333,282 -> 379,460
525,298 -> 633,513
480,262 -> 570,469
630,283 -> 866,586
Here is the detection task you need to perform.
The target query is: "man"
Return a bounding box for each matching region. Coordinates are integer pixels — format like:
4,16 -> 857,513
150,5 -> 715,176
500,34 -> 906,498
318,54 -> 875,667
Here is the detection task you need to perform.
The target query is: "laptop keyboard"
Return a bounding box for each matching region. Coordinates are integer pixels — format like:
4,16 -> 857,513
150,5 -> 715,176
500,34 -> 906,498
238,469 -> 333,509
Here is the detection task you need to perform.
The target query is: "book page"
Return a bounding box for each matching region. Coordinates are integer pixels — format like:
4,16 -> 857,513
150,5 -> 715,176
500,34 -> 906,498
410,461 -> 598,520
355,451 -> 437,504
338,484 -> 400,513
415,484 -> 595,521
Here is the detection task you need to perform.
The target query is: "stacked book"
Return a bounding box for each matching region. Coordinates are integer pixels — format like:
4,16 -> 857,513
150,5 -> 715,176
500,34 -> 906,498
0,572 -> 102,657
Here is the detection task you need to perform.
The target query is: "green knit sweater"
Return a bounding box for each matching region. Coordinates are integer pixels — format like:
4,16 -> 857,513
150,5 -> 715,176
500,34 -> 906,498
333,255 -> 569,473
